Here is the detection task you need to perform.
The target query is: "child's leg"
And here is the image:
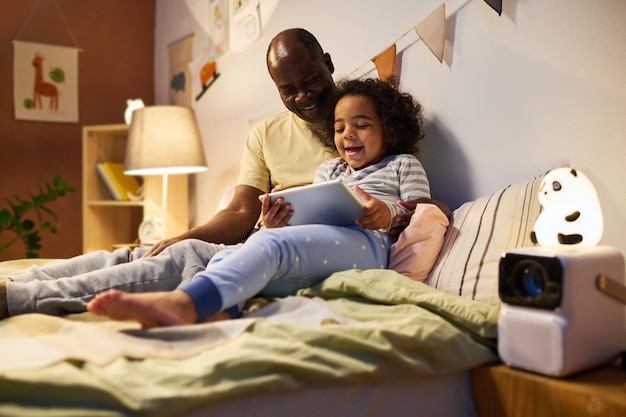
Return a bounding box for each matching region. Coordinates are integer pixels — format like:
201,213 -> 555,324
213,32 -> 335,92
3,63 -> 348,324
181,225 -> 391,320
259,225 -> 391,297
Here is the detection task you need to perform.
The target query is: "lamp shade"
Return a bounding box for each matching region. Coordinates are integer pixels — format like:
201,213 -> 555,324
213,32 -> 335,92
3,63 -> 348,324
124,106 -> 208,176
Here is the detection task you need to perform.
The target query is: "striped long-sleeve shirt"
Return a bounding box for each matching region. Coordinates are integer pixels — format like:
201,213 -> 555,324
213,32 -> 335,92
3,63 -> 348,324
314,154 -> 431,228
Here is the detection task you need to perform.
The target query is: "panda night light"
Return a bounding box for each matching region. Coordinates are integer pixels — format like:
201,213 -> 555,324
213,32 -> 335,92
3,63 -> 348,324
531,167 -> 603,247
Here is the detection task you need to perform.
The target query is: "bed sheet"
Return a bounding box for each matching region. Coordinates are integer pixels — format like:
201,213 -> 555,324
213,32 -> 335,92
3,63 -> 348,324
0,265 -> 498,416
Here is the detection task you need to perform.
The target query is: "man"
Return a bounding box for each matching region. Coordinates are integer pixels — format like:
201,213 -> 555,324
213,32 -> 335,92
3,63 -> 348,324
0,28 -> 446,319
146,28 -> 338,256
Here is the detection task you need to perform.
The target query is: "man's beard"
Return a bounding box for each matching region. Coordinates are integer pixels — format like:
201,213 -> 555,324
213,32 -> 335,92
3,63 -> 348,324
305,93 -> 335,150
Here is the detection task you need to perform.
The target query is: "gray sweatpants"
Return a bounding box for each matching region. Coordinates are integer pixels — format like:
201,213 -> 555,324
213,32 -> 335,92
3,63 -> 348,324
7,239 -> 235,316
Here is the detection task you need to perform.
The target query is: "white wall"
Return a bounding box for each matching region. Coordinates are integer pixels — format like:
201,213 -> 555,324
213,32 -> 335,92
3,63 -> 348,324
156,0 -> 626,255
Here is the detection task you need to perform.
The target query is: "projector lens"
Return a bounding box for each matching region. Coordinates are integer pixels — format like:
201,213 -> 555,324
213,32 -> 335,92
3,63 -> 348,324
499,252 -> 563,310
513,260 -> 547,298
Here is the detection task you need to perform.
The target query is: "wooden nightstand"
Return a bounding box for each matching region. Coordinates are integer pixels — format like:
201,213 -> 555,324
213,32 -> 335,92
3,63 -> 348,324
472,359 -> 626,417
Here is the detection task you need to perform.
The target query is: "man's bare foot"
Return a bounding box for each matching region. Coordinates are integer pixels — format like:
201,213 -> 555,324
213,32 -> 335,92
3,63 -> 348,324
87,290 -> 198,328
0,281 -> 8,319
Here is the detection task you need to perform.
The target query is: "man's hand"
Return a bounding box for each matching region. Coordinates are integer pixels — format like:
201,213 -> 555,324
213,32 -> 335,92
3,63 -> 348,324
261,190 -> 293,228
141,236 -> 184,258
388,197 -> 451,237
353,185 -> 392,230
142,185 -> 265,257
400,197 -> 451,218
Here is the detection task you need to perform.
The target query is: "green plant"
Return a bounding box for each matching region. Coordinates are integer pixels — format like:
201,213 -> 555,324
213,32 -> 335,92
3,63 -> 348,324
0,176 -> 76,258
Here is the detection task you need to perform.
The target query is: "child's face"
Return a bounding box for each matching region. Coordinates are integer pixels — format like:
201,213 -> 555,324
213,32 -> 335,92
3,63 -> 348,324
333,95 -> 386,170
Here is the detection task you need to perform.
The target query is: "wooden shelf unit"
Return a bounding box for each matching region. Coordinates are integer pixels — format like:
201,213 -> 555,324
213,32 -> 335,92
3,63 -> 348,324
82,124 -> 189,253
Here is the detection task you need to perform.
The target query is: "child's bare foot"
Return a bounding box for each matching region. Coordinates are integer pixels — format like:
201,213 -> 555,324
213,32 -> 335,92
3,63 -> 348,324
199,310 -> 232,323
87,289 -> 199,328
0,281 -> 8,319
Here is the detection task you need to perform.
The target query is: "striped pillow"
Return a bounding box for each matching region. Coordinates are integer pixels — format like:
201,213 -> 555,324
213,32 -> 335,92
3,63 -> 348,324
424,173 -> 545,305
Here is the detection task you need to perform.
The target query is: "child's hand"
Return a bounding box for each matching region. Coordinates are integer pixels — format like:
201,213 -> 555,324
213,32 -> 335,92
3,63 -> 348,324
353,185 -> 392,231
261,190 -> 293,228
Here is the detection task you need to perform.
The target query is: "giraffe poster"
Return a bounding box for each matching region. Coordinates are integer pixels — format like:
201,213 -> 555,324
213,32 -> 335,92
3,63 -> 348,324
13,40 -> 79,123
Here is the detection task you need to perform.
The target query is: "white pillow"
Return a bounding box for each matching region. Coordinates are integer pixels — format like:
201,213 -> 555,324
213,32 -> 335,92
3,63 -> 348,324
389,203 -> 449,282
424,173 -> 545,305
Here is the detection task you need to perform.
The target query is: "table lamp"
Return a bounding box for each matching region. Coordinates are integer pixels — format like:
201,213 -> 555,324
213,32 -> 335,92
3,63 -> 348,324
124,105 -> 208,243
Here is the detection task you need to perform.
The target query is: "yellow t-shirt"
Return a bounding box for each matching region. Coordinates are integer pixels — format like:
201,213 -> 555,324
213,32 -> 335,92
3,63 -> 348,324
237,111 -> 337,192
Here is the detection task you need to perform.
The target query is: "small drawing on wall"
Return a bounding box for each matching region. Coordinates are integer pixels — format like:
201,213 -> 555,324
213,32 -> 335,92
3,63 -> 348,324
13,40 -> 79,123
229,0 -> 262,53
209,0 -> 229,59
168,35 -> 195,107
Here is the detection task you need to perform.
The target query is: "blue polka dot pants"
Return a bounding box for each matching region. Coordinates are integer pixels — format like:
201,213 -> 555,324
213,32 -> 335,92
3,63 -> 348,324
180,225 -> 392,319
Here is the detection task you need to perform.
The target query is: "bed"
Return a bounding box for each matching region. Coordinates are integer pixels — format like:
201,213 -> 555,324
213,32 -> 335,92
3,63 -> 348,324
0,172 -> 545,417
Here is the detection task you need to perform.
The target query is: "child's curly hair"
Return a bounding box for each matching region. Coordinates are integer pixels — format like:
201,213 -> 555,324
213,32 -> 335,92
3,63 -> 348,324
321,77 -> 424,156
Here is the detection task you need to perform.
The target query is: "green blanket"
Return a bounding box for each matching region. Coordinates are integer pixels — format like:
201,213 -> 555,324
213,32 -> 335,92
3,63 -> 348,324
0,269 -> 499,417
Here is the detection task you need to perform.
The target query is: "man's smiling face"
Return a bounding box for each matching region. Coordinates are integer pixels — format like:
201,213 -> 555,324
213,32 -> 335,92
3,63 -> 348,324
268,40 -> 335,125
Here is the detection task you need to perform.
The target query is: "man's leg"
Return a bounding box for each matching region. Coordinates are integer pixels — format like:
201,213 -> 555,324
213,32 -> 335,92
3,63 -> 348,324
1,247 -> 141,319
10,247 -> 147,283
4,239 -> 230,317
0,281 -> 8,318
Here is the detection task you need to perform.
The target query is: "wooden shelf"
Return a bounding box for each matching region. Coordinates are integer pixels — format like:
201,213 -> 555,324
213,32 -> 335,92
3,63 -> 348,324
82,124 -> 189,253
86,200 -> 145,207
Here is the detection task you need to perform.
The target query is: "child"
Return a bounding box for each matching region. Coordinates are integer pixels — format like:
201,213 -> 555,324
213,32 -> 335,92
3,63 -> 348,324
88,78 -> 431,327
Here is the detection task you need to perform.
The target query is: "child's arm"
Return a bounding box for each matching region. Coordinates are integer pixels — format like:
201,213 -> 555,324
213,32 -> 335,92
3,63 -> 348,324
385,156 -> 449,235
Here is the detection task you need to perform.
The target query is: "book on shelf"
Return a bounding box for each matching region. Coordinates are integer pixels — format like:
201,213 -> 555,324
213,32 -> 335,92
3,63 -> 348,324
96,162 -> 141,201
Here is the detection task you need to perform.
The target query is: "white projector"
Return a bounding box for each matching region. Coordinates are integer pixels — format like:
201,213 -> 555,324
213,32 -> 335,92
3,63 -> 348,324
497,246 -> 625,377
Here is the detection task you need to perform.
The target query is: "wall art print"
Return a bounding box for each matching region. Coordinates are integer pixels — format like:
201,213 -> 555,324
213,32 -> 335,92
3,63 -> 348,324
13,40 -> 79,123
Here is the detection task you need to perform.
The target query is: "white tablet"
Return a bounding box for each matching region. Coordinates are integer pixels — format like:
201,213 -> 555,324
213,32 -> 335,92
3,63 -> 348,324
259,180 -> 365,226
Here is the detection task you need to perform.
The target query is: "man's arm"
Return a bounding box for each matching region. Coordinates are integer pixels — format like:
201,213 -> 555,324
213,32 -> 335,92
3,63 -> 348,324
143,185 -> 264,257
388,198 -> 451,237
403,198 -> 451,219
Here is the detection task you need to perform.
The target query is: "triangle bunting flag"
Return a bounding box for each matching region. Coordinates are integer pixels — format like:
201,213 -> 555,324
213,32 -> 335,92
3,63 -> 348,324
414,4 -> 446,63
484,0 -> 503,15
372,44 -> 397,81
